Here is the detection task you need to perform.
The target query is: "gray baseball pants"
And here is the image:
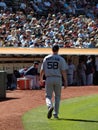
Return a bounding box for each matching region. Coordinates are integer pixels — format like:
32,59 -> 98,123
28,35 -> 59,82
45,77 -> 62,116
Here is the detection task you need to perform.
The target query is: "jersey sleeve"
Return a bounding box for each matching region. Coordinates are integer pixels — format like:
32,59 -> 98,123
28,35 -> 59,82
61,57 -> 68,70
40,58 -> 46,71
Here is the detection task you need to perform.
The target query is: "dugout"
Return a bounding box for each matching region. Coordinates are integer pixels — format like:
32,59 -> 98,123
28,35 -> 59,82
0,47 -> 98,72
0,47 -> 98,86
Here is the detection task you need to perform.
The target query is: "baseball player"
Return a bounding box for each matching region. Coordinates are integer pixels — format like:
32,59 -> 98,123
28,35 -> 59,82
67,59 -> 76,86
40,44 -> 68,119
24,62 -> 40,89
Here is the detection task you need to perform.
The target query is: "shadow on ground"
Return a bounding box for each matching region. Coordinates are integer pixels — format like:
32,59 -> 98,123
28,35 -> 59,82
0,97 -> 20,102
57,118 -> 98,123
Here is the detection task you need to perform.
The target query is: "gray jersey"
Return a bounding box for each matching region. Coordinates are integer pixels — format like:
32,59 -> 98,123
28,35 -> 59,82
41,54 -> 68,77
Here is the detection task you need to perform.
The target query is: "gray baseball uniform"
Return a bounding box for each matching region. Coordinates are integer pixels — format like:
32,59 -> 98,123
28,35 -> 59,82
41,53 -> 68,117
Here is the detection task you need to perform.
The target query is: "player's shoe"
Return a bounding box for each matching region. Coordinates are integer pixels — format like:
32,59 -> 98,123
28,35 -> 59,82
53,114 -> 59,119
47,107 -> 54,119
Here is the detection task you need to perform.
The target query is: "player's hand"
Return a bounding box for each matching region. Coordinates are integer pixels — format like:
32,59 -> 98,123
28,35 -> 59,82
63,86 -> 67,89
40,78 -> 44,86
63,81 -> 67,89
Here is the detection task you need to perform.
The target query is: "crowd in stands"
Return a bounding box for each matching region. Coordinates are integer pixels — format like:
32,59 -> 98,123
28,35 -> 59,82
0,0 -> 98,48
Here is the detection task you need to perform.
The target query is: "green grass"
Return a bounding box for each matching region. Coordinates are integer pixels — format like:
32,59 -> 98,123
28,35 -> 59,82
22,94 -> 98,130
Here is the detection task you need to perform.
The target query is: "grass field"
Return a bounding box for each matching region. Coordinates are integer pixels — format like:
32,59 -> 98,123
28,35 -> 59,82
22,94 -> 98,130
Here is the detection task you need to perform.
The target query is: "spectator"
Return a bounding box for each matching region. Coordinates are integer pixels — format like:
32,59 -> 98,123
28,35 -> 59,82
85,4 -> 95,19
88,38 -> 96,48
0,0 -> 7,10
0,0 -> 97,48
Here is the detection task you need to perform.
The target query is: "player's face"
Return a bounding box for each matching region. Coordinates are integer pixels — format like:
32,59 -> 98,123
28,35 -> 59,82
35,64 -> 39,68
